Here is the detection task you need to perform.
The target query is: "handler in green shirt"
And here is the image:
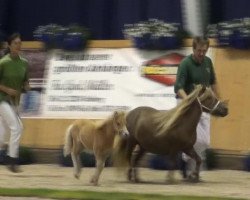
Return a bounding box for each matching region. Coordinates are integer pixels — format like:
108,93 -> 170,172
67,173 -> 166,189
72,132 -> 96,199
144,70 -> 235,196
174,36 -> 219,179
0,33 -> 30,173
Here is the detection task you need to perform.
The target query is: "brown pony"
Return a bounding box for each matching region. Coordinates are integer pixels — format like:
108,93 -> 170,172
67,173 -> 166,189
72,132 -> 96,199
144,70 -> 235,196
64,111 -> 127,185
113,85 -> 228,183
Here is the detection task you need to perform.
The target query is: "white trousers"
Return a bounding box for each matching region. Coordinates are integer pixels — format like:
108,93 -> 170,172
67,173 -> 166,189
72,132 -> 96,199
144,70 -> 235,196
183,112 -> 211,162
176,99 -> 211,168
0,101 -> 23,158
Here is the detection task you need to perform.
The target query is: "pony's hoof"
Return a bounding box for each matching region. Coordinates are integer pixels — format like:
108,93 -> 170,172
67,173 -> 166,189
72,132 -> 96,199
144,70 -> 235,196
127,170 -> 133,181
187,174 -> 199,183
90,177 -> 98,186
134,177 -> 140,183
90,181 -> 98,186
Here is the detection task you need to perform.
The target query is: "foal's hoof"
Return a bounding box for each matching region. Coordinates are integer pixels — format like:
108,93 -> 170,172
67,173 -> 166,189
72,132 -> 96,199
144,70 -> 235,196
166,178 -> 178,185
74,174 -> 80,179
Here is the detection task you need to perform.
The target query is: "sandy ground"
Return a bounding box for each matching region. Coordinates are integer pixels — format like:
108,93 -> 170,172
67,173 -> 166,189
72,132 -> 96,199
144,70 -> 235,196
0,164 -> 250,200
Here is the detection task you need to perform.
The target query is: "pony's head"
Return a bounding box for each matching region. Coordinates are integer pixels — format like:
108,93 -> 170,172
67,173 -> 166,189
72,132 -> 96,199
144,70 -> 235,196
197,86 -> 228,117
112,111 -> 128,137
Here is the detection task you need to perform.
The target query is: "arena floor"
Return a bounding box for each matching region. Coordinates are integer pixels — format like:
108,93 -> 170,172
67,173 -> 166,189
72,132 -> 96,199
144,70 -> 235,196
0,164 -> 250,200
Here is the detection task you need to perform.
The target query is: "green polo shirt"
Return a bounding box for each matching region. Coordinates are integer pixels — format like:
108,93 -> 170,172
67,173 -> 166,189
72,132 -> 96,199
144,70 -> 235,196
174,54 -> 216,96
0,54 -> 29,103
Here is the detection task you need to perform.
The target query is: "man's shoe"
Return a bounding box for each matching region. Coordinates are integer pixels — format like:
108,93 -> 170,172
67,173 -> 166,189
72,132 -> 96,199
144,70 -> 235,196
0,149 -> 7,164
180,159 -> 187,179
6,156 -> 22,173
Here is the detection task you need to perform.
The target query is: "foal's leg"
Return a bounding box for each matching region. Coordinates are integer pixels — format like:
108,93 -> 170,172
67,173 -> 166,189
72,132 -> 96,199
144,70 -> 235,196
71,140 -> 83,179
90,153 -> 108,186
183,148 -> 202,182
71,152 -> 82,179
130,145 -> 145,183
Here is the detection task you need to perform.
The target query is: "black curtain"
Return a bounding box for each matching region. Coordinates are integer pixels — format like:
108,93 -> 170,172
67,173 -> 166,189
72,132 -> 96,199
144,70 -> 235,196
0,0 -> 182,40
1,0 -> 250,40
210,0 -> 250,23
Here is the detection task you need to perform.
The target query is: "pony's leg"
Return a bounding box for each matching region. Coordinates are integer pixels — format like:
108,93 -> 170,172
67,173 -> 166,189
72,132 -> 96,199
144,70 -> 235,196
120,137 -> 138,182
166,154 -> 178,184
130,145 -> 145,183
126,142 -> 139,182
90,154 -> 107,186
183,148 -> 202,182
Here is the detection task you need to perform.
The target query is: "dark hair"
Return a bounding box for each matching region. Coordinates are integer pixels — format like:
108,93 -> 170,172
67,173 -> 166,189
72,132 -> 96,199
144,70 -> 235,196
192,36 -> 210,49
2,33 -> 21,56
7,32 -> 21,45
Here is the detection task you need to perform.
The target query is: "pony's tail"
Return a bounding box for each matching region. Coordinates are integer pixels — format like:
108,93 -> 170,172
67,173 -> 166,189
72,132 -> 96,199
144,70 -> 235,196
112,134 -> 130,169
63,124 -> 74,157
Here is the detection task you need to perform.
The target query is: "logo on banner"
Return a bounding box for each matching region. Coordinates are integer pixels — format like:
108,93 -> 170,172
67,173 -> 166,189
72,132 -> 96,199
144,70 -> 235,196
141,53 -> 185,86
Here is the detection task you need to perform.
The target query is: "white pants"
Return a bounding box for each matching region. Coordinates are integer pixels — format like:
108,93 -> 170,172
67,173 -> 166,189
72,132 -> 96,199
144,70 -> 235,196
183,112 -> 211,162
0,101 -> 23,158
176,99 -> 211,169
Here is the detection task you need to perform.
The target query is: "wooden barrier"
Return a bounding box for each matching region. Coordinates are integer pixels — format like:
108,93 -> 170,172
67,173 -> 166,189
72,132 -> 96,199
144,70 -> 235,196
211,48 -> 250,154
17,40 -> 250,155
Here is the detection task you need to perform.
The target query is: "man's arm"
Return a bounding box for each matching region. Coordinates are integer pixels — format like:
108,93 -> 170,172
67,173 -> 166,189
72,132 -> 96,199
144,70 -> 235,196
174,60 -> 188,99
0,85 -> 19,97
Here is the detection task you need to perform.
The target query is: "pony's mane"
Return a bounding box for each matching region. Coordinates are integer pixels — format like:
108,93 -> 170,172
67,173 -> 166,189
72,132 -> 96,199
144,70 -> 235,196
154,85 -> 204,135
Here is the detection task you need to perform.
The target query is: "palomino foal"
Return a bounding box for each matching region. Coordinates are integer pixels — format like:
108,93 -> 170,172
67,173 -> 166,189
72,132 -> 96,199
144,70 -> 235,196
64,111 -> 127,185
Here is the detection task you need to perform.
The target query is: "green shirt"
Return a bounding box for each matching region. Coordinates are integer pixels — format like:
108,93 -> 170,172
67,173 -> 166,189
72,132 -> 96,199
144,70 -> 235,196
0,54 -> 29,103
174,54 -> 216,96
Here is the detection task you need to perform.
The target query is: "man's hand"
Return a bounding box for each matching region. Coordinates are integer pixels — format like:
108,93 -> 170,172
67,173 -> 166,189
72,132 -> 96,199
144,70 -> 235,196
0,85 -> 19,97
6,88 -> 19,97
177,89 -> 188,99
23,81 -> 30,91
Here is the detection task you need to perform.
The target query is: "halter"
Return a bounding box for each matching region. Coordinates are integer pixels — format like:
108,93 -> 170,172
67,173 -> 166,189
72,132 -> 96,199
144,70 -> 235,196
197,95 -> 221,113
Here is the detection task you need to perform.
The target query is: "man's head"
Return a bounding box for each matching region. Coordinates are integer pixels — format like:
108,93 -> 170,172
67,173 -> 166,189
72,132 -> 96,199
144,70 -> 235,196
7,33 -> 22,56
192,36 -> 209,64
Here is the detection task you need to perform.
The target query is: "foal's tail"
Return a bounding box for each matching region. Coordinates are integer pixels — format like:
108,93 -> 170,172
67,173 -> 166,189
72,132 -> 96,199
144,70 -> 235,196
112,134 -> 130,168
63,124 -> 74,157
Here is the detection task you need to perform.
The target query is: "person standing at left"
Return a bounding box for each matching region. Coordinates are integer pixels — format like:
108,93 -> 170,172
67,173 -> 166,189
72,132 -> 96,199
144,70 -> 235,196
0,33 -> 30,172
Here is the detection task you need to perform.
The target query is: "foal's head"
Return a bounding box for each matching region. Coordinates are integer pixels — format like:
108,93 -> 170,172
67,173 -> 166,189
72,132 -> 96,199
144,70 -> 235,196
197,86 -> 228,117
112,111 -> 128,136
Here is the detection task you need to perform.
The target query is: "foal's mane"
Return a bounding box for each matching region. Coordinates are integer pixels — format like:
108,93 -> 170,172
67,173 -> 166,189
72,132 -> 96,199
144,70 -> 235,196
96,112 -> 115,130
154,85 -> 204,135
95,111 -> 125,131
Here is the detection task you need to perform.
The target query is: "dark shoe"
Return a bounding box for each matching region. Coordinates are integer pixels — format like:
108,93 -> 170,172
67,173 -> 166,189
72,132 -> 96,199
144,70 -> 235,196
0,149 -> 7,164
6,156 -> 22,173
180,159 -> 187,179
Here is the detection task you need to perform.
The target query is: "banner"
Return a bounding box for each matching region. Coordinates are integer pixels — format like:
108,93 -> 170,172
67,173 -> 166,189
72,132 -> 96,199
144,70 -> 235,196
21,47 -> 214,119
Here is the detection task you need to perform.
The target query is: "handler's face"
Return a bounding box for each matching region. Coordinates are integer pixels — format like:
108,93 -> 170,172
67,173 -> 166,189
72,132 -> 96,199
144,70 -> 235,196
193,44 -> 208,64
9,37 -> 22,56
